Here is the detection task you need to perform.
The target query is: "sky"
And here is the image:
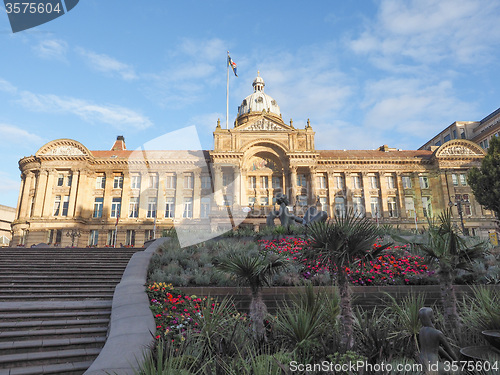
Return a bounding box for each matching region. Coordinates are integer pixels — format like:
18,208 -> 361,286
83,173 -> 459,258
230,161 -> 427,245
1,0 -> 500,208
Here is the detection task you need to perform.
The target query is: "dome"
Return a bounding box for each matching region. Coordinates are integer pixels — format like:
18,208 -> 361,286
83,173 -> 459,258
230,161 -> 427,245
237,72 -> 281,117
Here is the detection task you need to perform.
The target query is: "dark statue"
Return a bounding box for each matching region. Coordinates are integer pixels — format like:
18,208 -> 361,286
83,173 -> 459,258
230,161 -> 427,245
418,307 -> 457,375
266,193 -> 327,227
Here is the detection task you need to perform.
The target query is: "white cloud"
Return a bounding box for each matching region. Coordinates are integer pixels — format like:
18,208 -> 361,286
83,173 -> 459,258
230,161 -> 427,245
0,123 -> 44,145
0,171 -> 20,194
0,78 -> 18,94
349,0 -> 500,67
18,91 -> 152,130
76,47 -> 138,81
33,39 -> 68,61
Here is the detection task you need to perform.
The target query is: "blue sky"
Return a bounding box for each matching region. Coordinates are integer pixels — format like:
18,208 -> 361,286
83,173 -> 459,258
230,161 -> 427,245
1,0 -> 500,208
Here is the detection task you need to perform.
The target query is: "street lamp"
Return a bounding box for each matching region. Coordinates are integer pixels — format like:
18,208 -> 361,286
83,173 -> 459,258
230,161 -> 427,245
448,199 -> 467,235
66,229 -> 81,247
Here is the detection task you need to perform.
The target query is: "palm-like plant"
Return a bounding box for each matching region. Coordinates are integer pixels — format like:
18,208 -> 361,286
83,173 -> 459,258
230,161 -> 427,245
306,212 -> 391,349
214,250 -> 289,342
413,208 -> 486,331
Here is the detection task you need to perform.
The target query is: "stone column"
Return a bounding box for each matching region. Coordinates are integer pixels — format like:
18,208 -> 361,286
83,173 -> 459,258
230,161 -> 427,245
103,171 -> 114,219
42,170 -> 56,217
361,172 -> 372,218
156,172 -> 165,219
290,166 -> 297,206
396,172 -> 407,219
75,171 -> 90,218
343,171 -> 353,217
327,171 -> 335,218
32,170 -> 48,217
67,170 -> 80,217
240,168 -> 248,207
213,165 -> 223,208
412,173 -> 423,219
121,171 -> 132,219
233,166 -> 241,207
309,167 -> 317,205
19,171 -> 34,219
193,171 -> 201,218
138,172 -> 148,218
379,172 -> 389,218
174,171 -> 184,219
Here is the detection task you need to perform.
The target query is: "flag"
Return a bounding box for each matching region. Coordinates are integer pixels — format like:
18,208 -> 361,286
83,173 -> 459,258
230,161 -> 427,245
228,54 -> 238,77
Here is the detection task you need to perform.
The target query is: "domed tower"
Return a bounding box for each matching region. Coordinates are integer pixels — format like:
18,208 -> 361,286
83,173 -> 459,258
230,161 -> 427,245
235,72 -> 284,127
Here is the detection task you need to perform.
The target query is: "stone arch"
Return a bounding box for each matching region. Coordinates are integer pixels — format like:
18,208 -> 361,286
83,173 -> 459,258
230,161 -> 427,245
241,140 -> 289,172
433,139 -> 486,158
36,139 -> 93,158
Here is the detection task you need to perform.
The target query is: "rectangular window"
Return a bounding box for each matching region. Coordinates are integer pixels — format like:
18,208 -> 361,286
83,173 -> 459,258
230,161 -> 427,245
61,195 -> 69,216
183,197 -> 193,218
369,176 -> 378,189
145,229 -> 154,242
452,173 -> 458,186
66,174 -> 72,187
96,175 -> 106,189
419,176 -> 429,189
404,197 -> 415,218
297,174 -> 307,187
113,175 -> 123,189
444,134 -> 451,142
165,198 -> 175,218
248,176 -> 256,189
452,129 -> 457,139
272,176 -> 281,189
89,230 -> 99,246
370,197 -> 381,218
260,196 -> 269,206
184,173 -> 194,189
484,138 -> 489,148
386,175 -> 395,189
93,197 -> 103,218
248,196 -> 256,206
352,175 -> 361,189
388,197 -> 398,217
319,197 -> 328,212
353,196 -> 364,218
107,230 -> 116,246
131,175 -> 141,189
53,195 -> 61,216
201,176 -> 211,189
111,197 -> 121,218
335,197 -> 345,218
57,174 -> 64,186
149,174 -> 159,189
462,194 -> 471,216
317,175 -> 327,189
222,173 -> 232,187
200,197 -> 211,218
402,176 -> 412,189
435,141 -> 442,146
147,197 -> 157,218
459,174 -> 467,186
165,174 -> 176,189
298,195 -> 308,206
334,176 -> 344,190
260,176 -> 269,189
223,195 -> 233,207
422,196 -> 432,218
129,197 -> 139,218
126,230 -> 135,246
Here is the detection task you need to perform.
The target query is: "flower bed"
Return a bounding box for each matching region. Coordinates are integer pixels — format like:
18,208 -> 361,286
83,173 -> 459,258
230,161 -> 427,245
260,238 -> 433,285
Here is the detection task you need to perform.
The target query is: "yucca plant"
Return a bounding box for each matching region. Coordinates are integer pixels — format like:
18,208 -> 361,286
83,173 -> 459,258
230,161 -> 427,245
461,285 -> 500,332
412,208 -> 486,331
305,212 -> 391,349
214,250 -> 290,342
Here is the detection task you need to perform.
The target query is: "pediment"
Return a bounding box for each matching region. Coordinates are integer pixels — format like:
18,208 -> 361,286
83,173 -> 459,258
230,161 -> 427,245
434,140 -> 486,158
36,139 -> 91,158
237,118 -> 291,132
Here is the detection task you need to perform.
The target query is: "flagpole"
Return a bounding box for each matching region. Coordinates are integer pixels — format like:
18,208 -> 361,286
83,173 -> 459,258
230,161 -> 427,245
226,51 -> 229,130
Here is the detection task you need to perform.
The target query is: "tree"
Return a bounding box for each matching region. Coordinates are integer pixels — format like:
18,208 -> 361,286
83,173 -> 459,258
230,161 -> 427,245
214,250 -> 289,342
305,213 -> 391,349
412,209 -> 485,332
468,135 -> 500,220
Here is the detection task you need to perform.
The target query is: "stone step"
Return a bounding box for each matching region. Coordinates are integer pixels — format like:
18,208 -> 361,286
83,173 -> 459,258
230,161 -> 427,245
0,281 -> 119,288
0,360 -> 94,375
0,326 -> 109,343
0,284 -> 117,291
0,300 -> 112,312
0,336 -> 106,355
0,318 -> 110,332
0,348 -> 101,370
0,310 -> 111,322
0,293 -> 114,301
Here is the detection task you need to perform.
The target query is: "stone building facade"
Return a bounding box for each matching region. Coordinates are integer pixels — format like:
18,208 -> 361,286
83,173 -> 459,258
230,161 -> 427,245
11,74 -> 496,247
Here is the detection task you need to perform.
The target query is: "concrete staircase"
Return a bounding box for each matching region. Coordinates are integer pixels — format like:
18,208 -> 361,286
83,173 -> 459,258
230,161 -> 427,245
0,247 -> 139,375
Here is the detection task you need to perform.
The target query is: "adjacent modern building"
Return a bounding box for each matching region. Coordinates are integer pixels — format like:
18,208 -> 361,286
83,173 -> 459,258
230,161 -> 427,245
11,73 -> 497,247
0,205 -> 16,247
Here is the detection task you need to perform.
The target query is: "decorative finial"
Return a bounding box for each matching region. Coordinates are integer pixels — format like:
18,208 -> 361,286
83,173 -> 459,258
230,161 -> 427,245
290,119 -> 294,128
257,70 -> 260,76
306,119 -> 311,128
216,118 -> 221,128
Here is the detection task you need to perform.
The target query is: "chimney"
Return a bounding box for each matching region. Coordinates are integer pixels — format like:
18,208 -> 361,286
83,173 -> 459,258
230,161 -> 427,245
111,135 -> 126,151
